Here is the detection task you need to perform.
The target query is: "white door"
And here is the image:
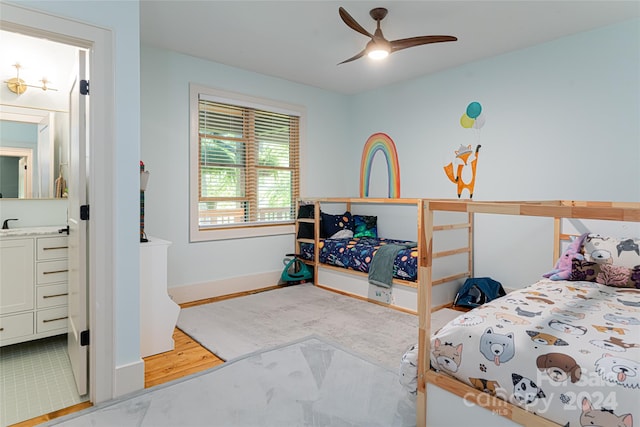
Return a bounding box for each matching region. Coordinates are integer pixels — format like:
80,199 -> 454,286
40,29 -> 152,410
67,49 -> 89,396
18,155 -> 30,198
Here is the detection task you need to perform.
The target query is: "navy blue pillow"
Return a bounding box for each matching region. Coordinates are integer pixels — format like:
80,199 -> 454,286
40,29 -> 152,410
321,211 -> 353,238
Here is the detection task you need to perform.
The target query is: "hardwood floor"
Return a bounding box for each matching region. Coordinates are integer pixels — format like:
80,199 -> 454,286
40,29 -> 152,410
10,402 -> 94,427
143,327 -> 224,388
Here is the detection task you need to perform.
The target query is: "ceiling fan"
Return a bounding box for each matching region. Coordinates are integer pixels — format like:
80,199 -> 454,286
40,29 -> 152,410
338,6 -> 457,65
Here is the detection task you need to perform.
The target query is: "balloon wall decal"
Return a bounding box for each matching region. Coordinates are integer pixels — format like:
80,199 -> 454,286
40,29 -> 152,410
460,101 -> 486,130
445,102 -> 485,198
360,133 -> 401,198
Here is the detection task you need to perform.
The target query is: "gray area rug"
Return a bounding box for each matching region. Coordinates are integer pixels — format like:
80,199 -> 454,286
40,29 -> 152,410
47,336 -> 415,427
177,284 -> 418,370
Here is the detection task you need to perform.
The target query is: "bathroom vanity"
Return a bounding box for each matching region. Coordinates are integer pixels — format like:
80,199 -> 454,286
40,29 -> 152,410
0,227 -> 68,346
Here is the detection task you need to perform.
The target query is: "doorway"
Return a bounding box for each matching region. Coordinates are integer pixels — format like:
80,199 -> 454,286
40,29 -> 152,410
0,30 -> 88,426
1,0 -> 119,416
0,147 -> 32,198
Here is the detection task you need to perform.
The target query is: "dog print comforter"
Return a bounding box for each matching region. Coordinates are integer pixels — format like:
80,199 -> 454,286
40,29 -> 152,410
430,279 -> 639,427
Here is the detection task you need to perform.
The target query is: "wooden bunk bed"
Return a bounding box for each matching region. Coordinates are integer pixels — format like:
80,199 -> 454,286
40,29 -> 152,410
295,198 -> 474,312
417,200 -> 640,427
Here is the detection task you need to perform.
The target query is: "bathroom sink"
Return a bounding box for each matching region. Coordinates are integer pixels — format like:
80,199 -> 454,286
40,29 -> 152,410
0,226 -> 66,237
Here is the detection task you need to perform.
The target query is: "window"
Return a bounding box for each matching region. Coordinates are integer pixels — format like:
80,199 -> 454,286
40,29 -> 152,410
190,85 -> 303,241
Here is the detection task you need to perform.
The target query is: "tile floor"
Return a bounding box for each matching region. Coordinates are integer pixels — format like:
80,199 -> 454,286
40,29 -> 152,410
0,335 -> 88,426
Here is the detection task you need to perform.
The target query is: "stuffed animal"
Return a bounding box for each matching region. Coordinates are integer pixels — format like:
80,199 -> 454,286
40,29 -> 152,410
543,233 -> 589,281
399,344 -> 418,395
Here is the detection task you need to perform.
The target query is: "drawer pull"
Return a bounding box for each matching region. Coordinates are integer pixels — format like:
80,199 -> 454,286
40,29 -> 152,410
43,246 -> 69,250
43,293 -> 69,299
0,328 -> 4,332
43,269 -> 69,275
43,316 -> 68,323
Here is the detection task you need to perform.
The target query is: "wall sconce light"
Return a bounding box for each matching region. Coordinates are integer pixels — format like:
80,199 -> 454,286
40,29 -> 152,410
5,63 -> 57,94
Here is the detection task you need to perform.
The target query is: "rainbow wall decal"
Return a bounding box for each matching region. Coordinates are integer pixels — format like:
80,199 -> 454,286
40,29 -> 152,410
359,133 -> 401,198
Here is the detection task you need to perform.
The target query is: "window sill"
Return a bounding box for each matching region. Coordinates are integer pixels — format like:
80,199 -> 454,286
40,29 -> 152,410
190,224 -> 295,242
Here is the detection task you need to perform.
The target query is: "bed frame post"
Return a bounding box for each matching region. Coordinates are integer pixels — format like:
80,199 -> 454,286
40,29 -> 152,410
553,217 -> 561,264
468,211 -> 474,277
417,199 -> 433,427
417,199 -> 427,278
313,201 -> 321,284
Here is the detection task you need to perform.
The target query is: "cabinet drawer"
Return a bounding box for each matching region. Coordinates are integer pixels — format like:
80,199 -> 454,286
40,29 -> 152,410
36,307 -> 68,333
36,260 -> 68,284
37,236 -> 68,261
0,312 -> 34,342
37,283 -> 68,309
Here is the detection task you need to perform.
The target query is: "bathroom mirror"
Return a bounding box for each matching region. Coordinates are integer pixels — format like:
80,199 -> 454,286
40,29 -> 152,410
0,106 -> 69,199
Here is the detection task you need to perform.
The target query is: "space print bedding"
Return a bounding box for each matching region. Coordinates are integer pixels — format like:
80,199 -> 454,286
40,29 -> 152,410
429,278 -> 639,427
299,237 -> 418,282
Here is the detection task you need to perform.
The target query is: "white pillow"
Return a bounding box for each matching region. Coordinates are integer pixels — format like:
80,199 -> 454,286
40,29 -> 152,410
329,229 -> 354,239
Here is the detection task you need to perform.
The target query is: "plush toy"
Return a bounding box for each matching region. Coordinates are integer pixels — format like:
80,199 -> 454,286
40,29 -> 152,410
543,233 -> 589,280
399,343 -> 418,396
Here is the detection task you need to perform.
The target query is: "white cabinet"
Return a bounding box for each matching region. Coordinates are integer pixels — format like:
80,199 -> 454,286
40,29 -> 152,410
0,234 -> 68,346
140,237 -> 180,357
0,239 -> 35,315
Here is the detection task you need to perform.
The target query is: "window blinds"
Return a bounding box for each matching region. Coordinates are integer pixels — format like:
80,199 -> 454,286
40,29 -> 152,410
197,99 -> 299,228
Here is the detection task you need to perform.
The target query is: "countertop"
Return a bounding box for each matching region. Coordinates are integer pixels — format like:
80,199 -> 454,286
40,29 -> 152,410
0,225 -> 67,238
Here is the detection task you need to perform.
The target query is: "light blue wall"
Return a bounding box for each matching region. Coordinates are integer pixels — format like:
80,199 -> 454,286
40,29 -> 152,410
0,120 -> 37,143
349,20 -> 640,289
140,46 -> 351,288
12,0 -> 141,368
142,20 -> 639,294
349,20 -> 640,201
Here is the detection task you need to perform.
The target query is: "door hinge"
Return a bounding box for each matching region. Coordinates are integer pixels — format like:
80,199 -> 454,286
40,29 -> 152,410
80,79 -> 89,95
80,204 -> 90,220
80,330 -> 90,346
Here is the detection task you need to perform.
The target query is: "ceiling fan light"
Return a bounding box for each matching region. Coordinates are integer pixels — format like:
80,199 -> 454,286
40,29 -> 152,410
367,48 -> 389,60
366,39 -> 390,60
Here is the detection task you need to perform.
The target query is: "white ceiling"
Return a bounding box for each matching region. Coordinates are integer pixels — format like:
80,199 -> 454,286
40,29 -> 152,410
1,1 -> 637,108
140,1 -> 640,95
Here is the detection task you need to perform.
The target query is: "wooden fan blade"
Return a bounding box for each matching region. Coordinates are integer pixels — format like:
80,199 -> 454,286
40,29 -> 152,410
338,48 -> 367,65
339,7 -> 373,38
390,35 -> 457,53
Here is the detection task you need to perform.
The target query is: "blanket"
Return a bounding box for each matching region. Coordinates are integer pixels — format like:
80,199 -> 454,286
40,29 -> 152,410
368,243 -> 415,288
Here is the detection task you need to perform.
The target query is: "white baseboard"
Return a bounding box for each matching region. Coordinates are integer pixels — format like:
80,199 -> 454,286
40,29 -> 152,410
114,359 -> 144,398
169,271 -> 281,304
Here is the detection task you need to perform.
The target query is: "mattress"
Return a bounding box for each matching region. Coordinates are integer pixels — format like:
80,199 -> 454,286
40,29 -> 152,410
299,237 -> 418,281
430,278 -> 639,427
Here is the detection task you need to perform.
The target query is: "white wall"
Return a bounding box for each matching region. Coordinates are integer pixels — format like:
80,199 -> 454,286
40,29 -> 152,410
349,20 -> 640,287
140,46 -> 351,292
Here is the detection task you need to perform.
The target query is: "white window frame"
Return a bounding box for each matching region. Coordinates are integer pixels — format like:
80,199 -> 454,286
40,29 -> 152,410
189,84 -> 305,242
